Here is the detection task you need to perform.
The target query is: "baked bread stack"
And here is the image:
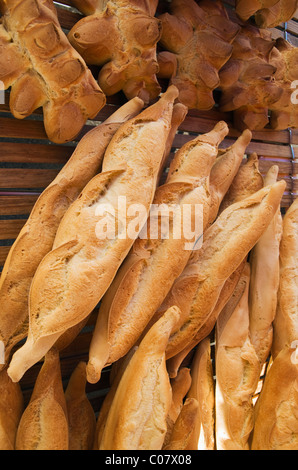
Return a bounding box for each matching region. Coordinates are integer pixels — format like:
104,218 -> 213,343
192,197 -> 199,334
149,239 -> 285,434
0,98 -> 144,370
0,0 -> 106,143
68,0 -> 162,103
157,0 -> 240,110
86,120 -> 230,384
235,0 -> 298,28
7,86 -> 178,383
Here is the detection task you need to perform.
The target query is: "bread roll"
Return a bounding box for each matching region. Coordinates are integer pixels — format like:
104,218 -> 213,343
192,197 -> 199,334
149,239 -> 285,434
7,86 -> 178,383
163,398 -> 199,451
272,197 -> 298,359
69,0 -> 161,103
156,180 -> 286,360
87,121 -> 229,384
0,0 -> 106,143
65,362 -> 96,451
236,0 -> 298,28
249,165 -> 283,365
0,98 -> 144,369
186,337 -> 215,450
157,0 -> 240,110
0,368 -> 23,450
99,306 -> 180,450
15,349 -> 68,450
251,346 -> 298,450
215,263 -> 260,450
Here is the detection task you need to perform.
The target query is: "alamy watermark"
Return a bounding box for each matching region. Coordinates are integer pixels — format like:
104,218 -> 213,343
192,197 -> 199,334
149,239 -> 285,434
94,197 -> 204,251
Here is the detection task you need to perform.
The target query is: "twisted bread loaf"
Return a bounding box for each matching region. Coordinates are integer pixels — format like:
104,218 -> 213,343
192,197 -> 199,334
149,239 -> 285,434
0,0 -> 106,143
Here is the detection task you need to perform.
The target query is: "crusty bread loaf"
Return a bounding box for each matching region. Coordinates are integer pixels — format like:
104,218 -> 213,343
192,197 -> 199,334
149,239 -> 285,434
163,398 -> 199,451
219,152 -> 264,214
0,0 -> 106,143
271,197 -> 298,359
251,346 -> 298,450
157,0 -> 240,110
207,129 -> 252,226
99,306 -> 180,450
163,367 -> 192,448
87,121 -> 229,384
7,86 -> 178,384
65,362 -> 96,451
15,349 -> 68,450
186,337 -> 215,450
0,368 -> 23,450
249,166 -> 283,365
68,0 -> 161,103
236,0 -> 298,28
0,98 -> 144,369
155,180 -> 286,360
215,263 -> 260,450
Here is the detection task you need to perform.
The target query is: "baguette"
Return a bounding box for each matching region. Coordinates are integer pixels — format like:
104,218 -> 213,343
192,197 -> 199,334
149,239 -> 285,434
99,306 -> 180,450
65,362 -> 96,451
69,0 -> 162,103
0,0 -> 106,143
163,398 -> 199,451
87,121 -> 229,383
156,180 -> 286,360
0,98 -> 144,369
271,197 -> 298,359
186,337 -> 215,451
215,263 -> 260,450
251,346 -> 298,450
7,86 -> 178,383
15,349 -> 68,450
249,165 -> 283,365
0,368 -> 23,450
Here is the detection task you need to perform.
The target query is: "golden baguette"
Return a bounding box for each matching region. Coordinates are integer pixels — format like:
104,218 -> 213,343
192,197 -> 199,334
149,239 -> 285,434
251,346 -> 298,450
215,263 -> 260,450
249,165 -> 283,365
186,337 -> 215,450
0,98 -> 144,369
163,398 -> 199,451
15,349 -> 68,450
0,368 -> 23,450
65,362 -> 96,451
99,306 -> 181,450
156,180 -> 286,360
272,197 -> 298,359
87,121 -> 229,383
7,87 -> 178,383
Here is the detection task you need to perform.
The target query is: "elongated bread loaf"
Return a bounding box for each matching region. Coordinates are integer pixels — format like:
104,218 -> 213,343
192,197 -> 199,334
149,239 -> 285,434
249,165 -> 283,365
272,197 -> 298,359
0,368 -> 23,450
7,86 -> 178,383
0,98 -> 144,369
99,306 -> 180,450
0,0 -> 106,143
87,121 -> 229,383
251,346 -> 298,450
207,130 -> 252,226
215,263 -> 260,450
186,337 -> 215,450
15,349 -> 68,450
163,398 -> 199,451
156,180 -> 286,360
65,362 -> 96,451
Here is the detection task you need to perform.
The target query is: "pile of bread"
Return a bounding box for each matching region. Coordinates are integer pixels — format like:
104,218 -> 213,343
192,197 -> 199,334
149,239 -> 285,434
0,0 -> 298,142
0,0 -> 297,451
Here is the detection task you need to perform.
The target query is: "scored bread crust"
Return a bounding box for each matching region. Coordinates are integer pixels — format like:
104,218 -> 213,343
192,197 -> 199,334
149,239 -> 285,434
0,98 -> 144,369
99,306 -> 180,450
7,86 -> 178,383
0,0 -> 106,143
157,180 -> 286,360
15,349 -> 69,450
86,121 -> 230,383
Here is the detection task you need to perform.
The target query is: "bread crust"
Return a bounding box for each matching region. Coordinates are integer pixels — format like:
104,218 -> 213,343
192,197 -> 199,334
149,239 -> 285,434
0,368 -> 23,450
